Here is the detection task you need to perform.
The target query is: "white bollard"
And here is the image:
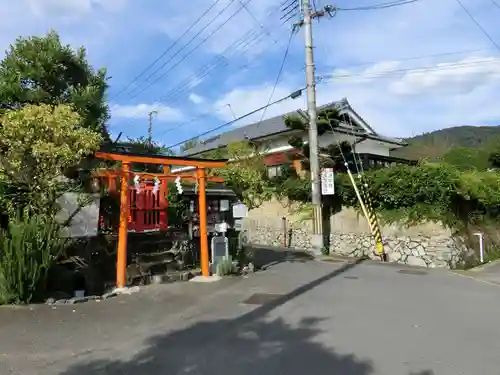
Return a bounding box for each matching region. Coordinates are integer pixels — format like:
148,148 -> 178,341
473,232 -> 484,263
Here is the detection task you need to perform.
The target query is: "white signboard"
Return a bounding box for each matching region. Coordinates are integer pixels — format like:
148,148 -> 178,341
321,168 -> 335,195
232,203 -> 248,218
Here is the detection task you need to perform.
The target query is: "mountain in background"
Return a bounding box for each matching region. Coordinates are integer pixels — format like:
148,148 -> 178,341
391,125 -> 500,161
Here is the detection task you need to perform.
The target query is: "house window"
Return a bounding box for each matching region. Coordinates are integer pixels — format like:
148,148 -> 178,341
267,164 -> 285,179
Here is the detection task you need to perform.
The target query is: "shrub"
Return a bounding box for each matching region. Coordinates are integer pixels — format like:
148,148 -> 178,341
0,215 -> 68,304
216,256 -> 237,276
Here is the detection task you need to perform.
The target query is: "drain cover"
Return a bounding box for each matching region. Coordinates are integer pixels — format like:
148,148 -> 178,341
243,293 -> 283,305
398,269 -> 428,276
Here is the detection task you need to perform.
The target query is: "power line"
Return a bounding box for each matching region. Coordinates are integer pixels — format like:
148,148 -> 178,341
259,29 -> 297,122
111,29 -> 270,132
126,0 -> 244,100
490,0 -> 500,10
110,0 -> 223,101
455,0 -> 500,53
112,29 -> 270,130
337,0 -> 421,11
322,47 -> 491,70
155,105 -> 230,138
121,2 -> 287,118
318,58 -> 500,81
166,87 -> 304,149
112,5 -> 288,130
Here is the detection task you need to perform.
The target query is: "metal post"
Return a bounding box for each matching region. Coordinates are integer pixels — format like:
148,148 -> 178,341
302,0 -> 323,254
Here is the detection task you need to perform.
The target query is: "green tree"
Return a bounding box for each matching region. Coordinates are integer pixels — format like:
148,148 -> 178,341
441,147 -> 489,171
488,149 -> 500,169
208,141 -> 273,209
181,138 -> 199,153
284,107 -> 352,173
0,104 -> 103,216
118,136 -> 176,172
0,30 -> 110,140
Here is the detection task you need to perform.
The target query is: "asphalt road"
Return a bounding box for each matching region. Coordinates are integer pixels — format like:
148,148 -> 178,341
1,257 -> 499,375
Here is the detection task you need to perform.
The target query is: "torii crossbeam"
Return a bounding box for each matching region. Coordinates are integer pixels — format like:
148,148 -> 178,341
95,150 -> 228,288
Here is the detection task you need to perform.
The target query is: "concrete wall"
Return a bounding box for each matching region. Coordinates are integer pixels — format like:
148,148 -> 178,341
242,199 -> 467,269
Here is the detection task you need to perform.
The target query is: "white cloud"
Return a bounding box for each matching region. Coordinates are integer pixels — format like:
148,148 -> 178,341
212,83 -> 307,126
24,0 -> 127,18
211,52 -> 500,137
111,103 -> 184,122
389,56 -> 500,96
157,0 -> 286,56
189,93 -> 205,104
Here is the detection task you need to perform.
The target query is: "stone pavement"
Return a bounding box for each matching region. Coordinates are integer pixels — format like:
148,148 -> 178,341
1,257 -> 500,375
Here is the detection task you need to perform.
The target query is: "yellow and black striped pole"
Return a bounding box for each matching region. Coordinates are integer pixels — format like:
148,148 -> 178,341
358,176 -> 386,261
344,166 -> 381,257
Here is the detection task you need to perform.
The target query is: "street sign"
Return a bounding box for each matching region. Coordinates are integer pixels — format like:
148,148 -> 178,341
321,168 -> 335,195
232,203 -> 248,218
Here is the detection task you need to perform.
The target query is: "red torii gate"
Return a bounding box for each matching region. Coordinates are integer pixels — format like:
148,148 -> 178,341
95,151 -> 227,288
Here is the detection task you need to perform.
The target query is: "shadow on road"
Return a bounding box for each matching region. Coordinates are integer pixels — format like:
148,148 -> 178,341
58,258 -> 434,375
249,245 -> 315,270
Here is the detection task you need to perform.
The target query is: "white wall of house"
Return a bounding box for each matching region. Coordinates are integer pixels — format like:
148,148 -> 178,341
258,132 -> 394,157
171,130 -> 397,173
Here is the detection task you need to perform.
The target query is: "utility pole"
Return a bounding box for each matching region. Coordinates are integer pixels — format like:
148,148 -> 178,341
289,1 -> 333,254
148,110 -> 158,148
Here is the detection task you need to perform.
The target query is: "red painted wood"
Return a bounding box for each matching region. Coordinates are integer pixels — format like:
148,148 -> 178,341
126,180 -> 169,233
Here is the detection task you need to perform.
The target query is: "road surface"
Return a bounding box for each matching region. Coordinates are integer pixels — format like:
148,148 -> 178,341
1,257 -> 499,375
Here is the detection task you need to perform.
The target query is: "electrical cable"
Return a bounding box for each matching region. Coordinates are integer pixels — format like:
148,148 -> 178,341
318,58 -> 500,81
491,0 -> 500,10
112,5 -> 289,131
455,0 -> 500,53
322,47 -> 491,71
336,0 -> 420,11
156,105 -> 230,138
166,87 -> 305,149
239,0 -> 275,39
126,0 -> 246,100
258,29 -> 296,123
110,0 -> 223,100
110,29 -> 269,132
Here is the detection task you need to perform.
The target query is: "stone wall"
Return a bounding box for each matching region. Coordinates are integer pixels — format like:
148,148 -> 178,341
242,200 -> 468,269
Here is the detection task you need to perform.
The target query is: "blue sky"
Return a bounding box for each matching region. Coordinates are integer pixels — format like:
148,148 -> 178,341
1,0 -> 500,149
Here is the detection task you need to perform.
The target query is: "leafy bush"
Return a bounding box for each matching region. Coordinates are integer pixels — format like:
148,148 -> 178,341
0,215 -> 68,304
216,256 -> 237,276
276,162 -> 500,229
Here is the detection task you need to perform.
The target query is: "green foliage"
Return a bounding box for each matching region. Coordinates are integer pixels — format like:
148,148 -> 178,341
0,104 -> 103,216
0,215 -> 68,304
119,136 -> 175,172
181,138 -> 199,153
216,255 -> 237,276
166,181 -> 189,228
0,30 -> 110,139
441,147 -> 490,171
207,141 -> 274,209
392,125 -> 500,161
283,108 -> 352,172
274,161 -> 500,231
488,149 -> 500,169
